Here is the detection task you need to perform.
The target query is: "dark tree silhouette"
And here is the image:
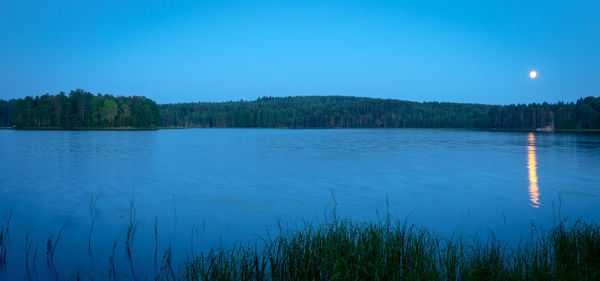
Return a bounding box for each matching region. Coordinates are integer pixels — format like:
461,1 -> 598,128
4,89 -> 159,128
1,92 -> 599,130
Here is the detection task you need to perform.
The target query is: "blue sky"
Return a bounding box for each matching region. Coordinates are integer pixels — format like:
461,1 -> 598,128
1,0 -> 598,104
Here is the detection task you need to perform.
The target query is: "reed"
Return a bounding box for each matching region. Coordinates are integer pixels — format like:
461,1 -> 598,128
107,240 -> 118,281
180,217 -> 600,281
46,208 -> 75,266
1,211 -> 599,280
125,200 -> 138,280
88,192 -> 101,249
0,221 -> 6,266
0,212 -> 12,267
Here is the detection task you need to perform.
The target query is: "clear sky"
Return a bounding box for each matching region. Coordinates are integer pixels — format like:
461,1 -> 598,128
1,0 -> 598,104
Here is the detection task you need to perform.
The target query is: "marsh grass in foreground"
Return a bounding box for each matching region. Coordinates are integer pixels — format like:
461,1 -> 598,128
2,211 -> 600,280
179,217 -> 600,281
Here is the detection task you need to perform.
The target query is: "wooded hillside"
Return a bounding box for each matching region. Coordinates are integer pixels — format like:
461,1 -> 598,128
1,91 -> 599,130
159,96 -> 600,130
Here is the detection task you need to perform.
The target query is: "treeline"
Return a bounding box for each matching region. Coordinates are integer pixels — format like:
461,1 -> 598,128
0,99 -> 16,127
487,96 -> 600,129
1,92 -> 599,130
0,89 -> 160,128
160,96 -> 600,129
160,96 -> 492,128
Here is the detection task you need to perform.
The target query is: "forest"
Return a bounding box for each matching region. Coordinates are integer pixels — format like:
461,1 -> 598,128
0,89 -> 160,128
159,96 -> 600,130
1,91 -> 599,130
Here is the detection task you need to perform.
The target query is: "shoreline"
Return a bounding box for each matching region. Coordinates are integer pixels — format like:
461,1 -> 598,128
10,126 -> 159,131
4,126 -> 600,133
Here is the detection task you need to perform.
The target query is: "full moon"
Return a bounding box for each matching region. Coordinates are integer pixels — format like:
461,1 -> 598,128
529,70 -> 538,79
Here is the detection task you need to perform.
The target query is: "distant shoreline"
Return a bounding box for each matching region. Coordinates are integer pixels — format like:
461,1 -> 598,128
5,127 -> 600,133
3,92 -> 600,131
10,126 -> 159,131
156,127 -> 600,133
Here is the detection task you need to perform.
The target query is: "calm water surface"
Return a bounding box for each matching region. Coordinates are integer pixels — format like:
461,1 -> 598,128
0,129 -> 599,279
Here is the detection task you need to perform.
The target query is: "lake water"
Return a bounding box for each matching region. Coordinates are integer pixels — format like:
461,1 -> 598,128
1,129 -> 599,279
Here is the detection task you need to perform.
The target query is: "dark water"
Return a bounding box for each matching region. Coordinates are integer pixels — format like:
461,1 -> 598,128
1,129 -> 599,279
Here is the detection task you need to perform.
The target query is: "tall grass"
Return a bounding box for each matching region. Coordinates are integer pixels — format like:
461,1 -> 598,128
0,215 -> 8,266
1,211 -> 599,280
181,217 -> 600,281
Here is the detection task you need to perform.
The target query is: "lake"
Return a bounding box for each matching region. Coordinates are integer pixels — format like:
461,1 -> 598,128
1,129 -> 599,279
